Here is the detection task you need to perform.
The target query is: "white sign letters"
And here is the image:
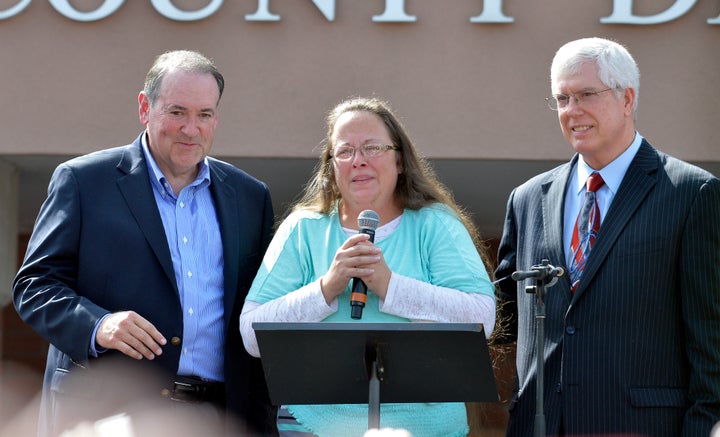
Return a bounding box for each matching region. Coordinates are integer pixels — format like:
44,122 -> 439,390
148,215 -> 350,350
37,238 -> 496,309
1,0 -> 718,24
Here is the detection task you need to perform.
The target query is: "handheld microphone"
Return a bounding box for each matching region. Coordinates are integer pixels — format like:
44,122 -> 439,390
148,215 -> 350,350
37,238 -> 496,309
350,210 -> 380,320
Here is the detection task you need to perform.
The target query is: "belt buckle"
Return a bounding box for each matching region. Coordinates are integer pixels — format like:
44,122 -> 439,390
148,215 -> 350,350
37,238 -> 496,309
170,380 -> 204,403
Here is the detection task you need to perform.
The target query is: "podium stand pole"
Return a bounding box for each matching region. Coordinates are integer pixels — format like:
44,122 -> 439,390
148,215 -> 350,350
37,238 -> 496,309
368,344 -> 383,429
369,360 -> 380,429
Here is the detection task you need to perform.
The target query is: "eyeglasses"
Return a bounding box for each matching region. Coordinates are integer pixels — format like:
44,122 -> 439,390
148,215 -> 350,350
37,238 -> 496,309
545,88 -> 614,110
331,144 -> 399,161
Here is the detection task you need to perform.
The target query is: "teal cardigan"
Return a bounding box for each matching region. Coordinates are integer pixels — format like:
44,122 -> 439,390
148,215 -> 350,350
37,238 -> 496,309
247,204 -> 494,437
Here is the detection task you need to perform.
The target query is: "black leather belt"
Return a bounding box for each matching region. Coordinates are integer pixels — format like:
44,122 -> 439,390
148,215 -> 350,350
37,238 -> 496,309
165,375 -> 226,406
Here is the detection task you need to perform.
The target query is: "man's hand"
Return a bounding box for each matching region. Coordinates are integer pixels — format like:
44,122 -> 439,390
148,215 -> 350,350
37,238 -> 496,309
96,311 -> 167,360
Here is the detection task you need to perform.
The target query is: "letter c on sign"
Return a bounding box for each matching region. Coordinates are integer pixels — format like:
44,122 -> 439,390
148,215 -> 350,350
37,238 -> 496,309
49,0 -> 125,22
151,0 -> 224,21
0,0 -> 31,20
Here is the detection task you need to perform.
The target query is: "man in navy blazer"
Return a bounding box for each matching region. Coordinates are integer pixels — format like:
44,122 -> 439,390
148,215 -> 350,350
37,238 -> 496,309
14,51 -> 277,436
495,38 -> 720,436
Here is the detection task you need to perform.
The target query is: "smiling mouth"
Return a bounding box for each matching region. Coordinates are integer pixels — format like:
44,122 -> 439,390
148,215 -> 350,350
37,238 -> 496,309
572,125 -> 592,132
176,141 -> 200,148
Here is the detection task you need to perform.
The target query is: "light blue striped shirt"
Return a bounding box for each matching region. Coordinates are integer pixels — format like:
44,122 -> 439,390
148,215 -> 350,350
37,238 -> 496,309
142,134 -> 225,382
564,132 -> 643,263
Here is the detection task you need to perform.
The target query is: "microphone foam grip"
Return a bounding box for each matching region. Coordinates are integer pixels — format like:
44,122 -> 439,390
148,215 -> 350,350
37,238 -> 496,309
357,210 -> 380,231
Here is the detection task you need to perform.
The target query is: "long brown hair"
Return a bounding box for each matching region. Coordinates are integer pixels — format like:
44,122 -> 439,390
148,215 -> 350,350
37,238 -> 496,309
291,96 -> 493,269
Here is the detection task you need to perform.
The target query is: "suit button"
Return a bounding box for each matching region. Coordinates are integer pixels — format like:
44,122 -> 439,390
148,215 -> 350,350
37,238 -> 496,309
171,337 -> 182,346
555,383 -> 562,393
565,326 -> 576,335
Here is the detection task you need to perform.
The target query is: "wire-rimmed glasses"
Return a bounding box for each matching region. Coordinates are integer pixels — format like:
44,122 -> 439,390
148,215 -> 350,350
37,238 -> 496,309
545,88 -> 614,110
331,144 -> 399,161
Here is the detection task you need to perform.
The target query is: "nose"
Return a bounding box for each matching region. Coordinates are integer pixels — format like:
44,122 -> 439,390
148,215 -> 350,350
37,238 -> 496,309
180,116 -> 200,137
351,149 -> 367,166
563,96 -> 584,113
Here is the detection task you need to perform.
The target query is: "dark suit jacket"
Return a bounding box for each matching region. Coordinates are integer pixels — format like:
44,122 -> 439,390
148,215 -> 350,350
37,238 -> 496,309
495,140 -> 720,436
13,134 -> 277,436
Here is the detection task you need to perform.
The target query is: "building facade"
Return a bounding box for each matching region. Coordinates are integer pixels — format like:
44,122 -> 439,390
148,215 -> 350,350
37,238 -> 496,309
1,0 -> 718,433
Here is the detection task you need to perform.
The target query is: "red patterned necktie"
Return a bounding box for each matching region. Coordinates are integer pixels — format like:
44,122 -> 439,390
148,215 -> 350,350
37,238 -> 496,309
569,172 -> 605,293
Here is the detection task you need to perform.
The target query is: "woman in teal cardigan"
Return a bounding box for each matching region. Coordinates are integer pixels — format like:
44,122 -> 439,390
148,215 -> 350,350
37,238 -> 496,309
240,96 -> 496,437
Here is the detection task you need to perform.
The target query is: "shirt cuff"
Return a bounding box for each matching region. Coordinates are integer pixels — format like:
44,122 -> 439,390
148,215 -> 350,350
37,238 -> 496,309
89,313 -> 111,357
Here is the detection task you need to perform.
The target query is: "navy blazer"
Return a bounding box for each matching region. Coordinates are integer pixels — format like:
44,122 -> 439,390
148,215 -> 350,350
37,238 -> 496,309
495,140 -> 720,436
14,134 -> 277,436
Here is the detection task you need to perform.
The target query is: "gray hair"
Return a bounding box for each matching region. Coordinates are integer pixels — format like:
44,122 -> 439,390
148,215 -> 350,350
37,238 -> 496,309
143,50 -> 224,106
551,37 -> 640,115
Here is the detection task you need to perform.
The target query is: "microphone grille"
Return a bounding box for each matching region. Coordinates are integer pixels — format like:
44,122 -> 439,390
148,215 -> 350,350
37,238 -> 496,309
357,210 -> 380,230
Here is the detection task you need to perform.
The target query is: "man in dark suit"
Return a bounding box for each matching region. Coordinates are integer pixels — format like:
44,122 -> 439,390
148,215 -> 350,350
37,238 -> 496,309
495,37 -> 720,436
13,50 -> 277,436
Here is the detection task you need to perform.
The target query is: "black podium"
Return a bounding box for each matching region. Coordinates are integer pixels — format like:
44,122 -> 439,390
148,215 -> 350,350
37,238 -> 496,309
253,322 -> 498,430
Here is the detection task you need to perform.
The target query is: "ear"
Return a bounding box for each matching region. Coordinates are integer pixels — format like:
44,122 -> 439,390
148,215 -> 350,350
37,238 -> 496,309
138,92 -> 150,125
623,87 -> 636,117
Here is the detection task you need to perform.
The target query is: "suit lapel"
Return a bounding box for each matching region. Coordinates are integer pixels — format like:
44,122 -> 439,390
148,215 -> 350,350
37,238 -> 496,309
542,159 -> 575,292
116,136 -> 178,294
208,161 -> 240,331
574,140 -> 659,297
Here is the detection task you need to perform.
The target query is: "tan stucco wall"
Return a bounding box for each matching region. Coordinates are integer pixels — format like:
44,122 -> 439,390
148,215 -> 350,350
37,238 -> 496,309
1,1 -> 718,161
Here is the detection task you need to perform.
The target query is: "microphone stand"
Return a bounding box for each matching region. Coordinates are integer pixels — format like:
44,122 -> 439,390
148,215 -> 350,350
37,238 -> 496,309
512,259 -> 564,437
